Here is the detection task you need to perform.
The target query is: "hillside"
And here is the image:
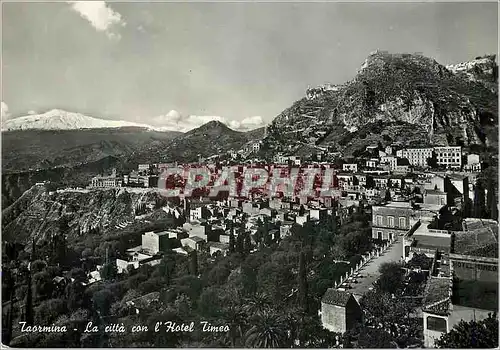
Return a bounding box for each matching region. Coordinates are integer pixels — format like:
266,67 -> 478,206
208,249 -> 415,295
2,185 -> 176,247
124,121 -> 264,165
1,155 -> 123,208
266,51 -> 498,158
2,127 -> 182,172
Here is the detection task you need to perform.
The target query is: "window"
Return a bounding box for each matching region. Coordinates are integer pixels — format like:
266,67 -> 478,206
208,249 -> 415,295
427,316 -> 447,332
376,215 -> 382,226
399,217 -> 406,228
388,216 -> 394,227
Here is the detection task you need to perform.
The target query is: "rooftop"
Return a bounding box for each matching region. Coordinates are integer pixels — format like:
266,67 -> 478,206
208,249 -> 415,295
412,234 -> 451,252
425,189 -> 446,195
208,241 -> 230,249
322,288 -> 353,306
185,236 -> 206,243
453,226 -> 498,258
422,277 -> 452,316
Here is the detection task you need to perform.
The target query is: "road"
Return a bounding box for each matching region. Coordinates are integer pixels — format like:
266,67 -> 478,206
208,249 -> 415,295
346,237 -> 403,301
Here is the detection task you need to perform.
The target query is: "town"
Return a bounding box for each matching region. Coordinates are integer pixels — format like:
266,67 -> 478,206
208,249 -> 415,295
80,140 -> 498,347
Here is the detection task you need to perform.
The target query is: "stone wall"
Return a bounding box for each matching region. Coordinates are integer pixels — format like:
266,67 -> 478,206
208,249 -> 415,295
321,303 -> 347,333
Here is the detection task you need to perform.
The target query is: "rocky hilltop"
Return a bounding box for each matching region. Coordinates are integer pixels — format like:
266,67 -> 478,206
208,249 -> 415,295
267,51 -> 498,157
2,185 -> 177,246
124,120 -> 265,165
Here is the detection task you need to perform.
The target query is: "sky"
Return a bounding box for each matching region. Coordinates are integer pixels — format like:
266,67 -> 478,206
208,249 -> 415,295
2,1 -> 498,132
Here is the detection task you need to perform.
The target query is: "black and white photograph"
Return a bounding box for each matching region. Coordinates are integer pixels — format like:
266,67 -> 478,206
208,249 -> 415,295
1,0 -> 498,348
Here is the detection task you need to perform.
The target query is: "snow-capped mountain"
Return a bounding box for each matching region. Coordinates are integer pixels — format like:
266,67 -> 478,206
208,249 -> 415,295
2,109 -> 156,131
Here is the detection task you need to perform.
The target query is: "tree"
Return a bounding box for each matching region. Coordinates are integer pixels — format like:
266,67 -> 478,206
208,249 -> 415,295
384,189 -> 392,202
435,313 -> 498,348
299,205 -> 306,216
236,232 -> 245,254
378,262 -> 404,295
486,178 -> 498,220
92,288 -> 114,316
25,270 -> 34,326
189,251 -> 198,276
473,183 -> 486,218
244,311 -> 288,348
229,229 -> 236,254
298,251 -> 308,312
244,232 -> 253,253
3,300 -> 14,346
99,263 -> 118,281
34,298 -> 67,325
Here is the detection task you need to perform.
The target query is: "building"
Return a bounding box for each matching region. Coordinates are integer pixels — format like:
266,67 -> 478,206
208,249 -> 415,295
309,207 -> 327,221
138,164 -> 150,172
321,289 -> 363,333
208,241 -> 230,256
450,219 -> 498,283
142,231 -> 170,255
394,158 -> 411,173
365,159 -> 378,168
464,154 -> 482,172
434,146 -> 462,169
90,169 -> 122,188
342,163 -> 358,173
422,221 -> 498,347
181,236 -> 205,250
424,189 -> 447,206
371,201 -> 444,241
398,148 -> 434,167
190,206 -> 210,222
380,155 -> 397,171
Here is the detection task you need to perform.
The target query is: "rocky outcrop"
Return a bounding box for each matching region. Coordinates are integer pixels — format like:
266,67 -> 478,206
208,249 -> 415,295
446,55 -> 497,87
268,51 -> 498,156
2,186 -> 173,245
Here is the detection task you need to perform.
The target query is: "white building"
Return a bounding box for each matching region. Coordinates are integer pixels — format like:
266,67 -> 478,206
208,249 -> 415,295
138,164 -> 150,172
398,148 -> 434,167
464,154 -> 482,172
90,169 -> 122,188
342,163 -> 358,172
365,159 -> 378,168
142,231 -> 169,255
434,146 -> 462,169
181,236 -> 205,250
380,155 -> 397,171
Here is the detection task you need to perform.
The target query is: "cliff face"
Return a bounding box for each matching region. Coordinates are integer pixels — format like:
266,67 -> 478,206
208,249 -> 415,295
268,51 -> 498,156
446,55 -> 498,90
2,186 -> 175,245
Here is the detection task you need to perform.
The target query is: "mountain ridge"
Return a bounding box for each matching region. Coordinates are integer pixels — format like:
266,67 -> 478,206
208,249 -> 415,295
265,51 -> 498,159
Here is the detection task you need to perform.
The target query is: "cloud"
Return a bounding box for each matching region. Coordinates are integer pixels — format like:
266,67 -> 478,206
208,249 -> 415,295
28,110 -> 37,115
229,116 -> 265,131
147,110 -> 265,133
1,101 -> 11,120
67,1 -> 125,39
240,116 -> 265,129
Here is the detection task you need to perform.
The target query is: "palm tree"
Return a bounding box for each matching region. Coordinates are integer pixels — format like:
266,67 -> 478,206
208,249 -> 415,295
243,292 -> 273,316
244,311 -> 288,348
222,304 -> 247,346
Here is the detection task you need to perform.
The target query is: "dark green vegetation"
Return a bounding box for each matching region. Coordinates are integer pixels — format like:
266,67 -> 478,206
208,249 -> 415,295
126,121 -> 264,165
1,207 -> 382,348
2,127 -> 181,172
435,313 -> 498,348
346,262 -> 425,348
2,187 -> 174,245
